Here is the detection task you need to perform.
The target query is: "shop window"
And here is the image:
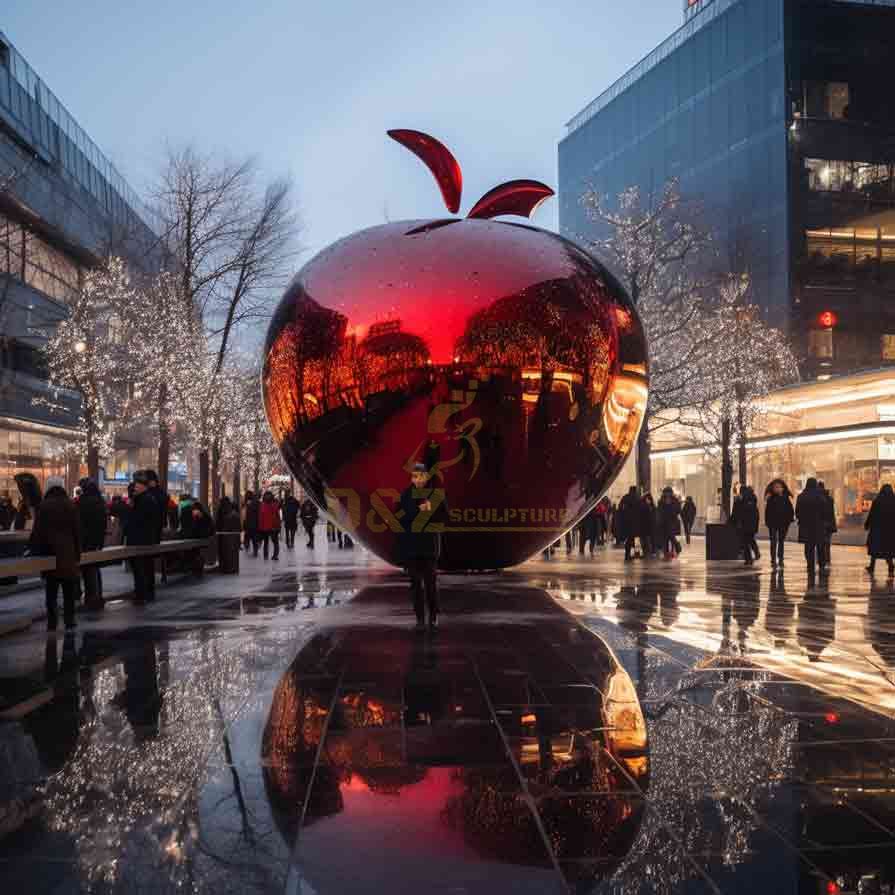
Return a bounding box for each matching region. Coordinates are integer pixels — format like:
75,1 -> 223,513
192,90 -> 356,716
884,335 -> 895,361
804,158 -> 892,194
808,329 -> 833,358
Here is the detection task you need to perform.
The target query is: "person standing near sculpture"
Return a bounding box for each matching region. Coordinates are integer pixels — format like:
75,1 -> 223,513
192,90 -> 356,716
399,463 -> 448,631
796,478 -> 829,578
618,487 -> 641,562
657,487 -> 683,559
29,477 -> 81,630
731,486 -> 760,566
764,479 -> 794,569
680,496 -> 696,545
244,491 -> 260,554
258,491 -> 282,560
300,496 -> 319,549
865,484 -> 895,577
282,493 -> 300,549
127,471 -> 163,603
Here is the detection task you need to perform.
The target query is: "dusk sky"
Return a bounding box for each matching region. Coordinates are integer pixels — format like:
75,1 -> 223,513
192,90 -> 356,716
3,0 -> 681,260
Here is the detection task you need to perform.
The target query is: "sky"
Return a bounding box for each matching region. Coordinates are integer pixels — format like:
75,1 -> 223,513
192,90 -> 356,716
2,0 -> 681,261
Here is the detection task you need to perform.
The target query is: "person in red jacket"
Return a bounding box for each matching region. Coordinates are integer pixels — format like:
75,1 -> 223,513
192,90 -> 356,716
258,491 -> 282,560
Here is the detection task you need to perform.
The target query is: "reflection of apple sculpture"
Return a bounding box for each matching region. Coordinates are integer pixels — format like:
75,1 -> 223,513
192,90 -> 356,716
262,129 -> 648,569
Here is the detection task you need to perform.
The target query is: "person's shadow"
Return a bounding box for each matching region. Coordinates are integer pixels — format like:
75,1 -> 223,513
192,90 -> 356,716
797,578 -> 837,662
765,570 -> 795,649
866,579 -> 895,666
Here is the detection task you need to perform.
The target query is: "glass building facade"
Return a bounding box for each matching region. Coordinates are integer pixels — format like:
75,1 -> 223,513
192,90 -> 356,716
559,0 -> 895,375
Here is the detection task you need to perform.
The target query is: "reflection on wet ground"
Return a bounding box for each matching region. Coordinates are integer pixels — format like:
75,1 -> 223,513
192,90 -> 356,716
0,540 -> 894,892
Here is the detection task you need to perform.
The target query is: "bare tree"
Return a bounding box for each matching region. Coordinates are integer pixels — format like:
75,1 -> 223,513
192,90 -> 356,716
580,180 -> 717,492
155,146 -> 299,506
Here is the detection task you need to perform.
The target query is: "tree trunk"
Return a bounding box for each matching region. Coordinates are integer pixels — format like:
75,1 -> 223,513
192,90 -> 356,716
636,421 -> 651,494
736,406 -> 748,486
87,445 -> 99,484
233,461 -> 242,508
253,453 -> 261,495
721,417 -> 733,522
199,449 -> 209,507
211,441 -> 221,510
158,421 -> 170,495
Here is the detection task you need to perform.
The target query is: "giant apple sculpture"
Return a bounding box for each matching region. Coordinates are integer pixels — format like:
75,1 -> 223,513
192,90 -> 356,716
262,130 -> 648,570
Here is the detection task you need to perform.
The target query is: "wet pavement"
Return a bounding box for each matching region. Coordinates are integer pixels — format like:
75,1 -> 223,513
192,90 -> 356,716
0,535 -> 894,893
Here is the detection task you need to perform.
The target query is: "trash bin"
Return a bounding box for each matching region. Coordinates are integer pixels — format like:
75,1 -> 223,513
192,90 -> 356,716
705,522 -> 742,560
218,531 -> 240,574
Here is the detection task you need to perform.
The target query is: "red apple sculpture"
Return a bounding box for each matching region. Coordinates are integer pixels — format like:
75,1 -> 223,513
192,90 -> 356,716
262,130 -> 648,570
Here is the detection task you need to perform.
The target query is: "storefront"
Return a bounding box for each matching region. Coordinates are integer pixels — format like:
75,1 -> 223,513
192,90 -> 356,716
619,369 -> 895,543
0,420 -> 78,501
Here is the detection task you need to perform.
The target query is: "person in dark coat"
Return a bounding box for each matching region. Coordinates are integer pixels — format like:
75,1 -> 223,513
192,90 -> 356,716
282,493 -> 300,549
865,484 -> 895,577
640,493 -> 657,558
730,485 -> 760,565
127,470 -> 163,603
14,472 -> 41,531
77,479 -> 107,609
764,479 -> 794,569
188,502 -> 215,576
796,477 -> 829,577
818,480 -> 837,568
680,496 -> 696,545
244,491 -> 260,553
109,495 -> 130,543
0,493 -> 14,530
29,478 -> 81,629
618,487 -> 641,561
215,496 -> 240,532
300,497 -> 319,549
144,470 -> 169,541
657,487 -> 683,559
258,491 -> 281,560
398,462 -> 449,630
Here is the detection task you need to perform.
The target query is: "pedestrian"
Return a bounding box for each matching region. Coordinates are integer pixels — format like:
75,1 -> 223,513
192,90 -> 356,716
178,492 -> 195,538
258,490 -> 281,560
77,478 -> 107,610
681,496 -> 696,545
764,479 -> 794,569
640,493 -> 657,558
398,462 -> 448,631
283,493 -> 300,549
618,486 -> 641,562
657,487 -> 683,559
215,496 -> 240,532
796,477 -> 829,578
300,496 -> 319,548
818,480 -> 837,568
143,470 -> 169,541
865,484 -> 895,577
127,470 -> 163,604
595,497 -> 610,546
731,485 -> 760,565
0,492 -> 14,530
109,495 -> 130,544
29,477 -> 81,630
188,502 -> 215,576
244,491 -> 260,555
13,472 -> 41,531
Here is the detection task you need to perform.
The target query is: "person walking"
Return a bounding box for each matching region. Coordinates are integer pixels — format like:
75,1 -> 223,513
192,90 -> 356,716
29,477 -> 81,630
300,497 -> 319,549
618,487 -> 641,562
127,471 -> 163,604
731,485 -> 760,565
796,477 -> 829,578
865,484 -> 895,577
818,480 -> 837,568
258,491 -> 282,560
77,479 -> 107,610
681,496 -> 696,545
399,463 -> 448,631
282,493 -> 300,549
640,493 -> 657,558
657,487 -> 683,559
244,491 -> 260,555
764,479 -> 794,569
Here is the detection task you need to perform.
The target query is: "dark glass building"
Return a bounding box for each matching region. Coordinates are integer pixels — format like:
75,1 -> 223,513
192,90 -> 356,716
559,0 -> 895,378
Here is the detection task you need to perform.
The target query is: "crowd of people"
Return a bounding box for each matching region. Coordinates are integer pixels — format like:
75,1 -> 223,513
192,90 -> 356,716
11,468 -> 341,631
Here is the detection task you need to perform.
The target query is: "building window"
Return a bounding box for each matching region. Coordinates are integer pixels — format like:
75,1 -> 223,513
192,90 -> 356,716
0,211 -> 80,303
883,335 -> 895,361
804,158 -> 893,194
804,82 -> 850,120
809,329 -> 833,358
